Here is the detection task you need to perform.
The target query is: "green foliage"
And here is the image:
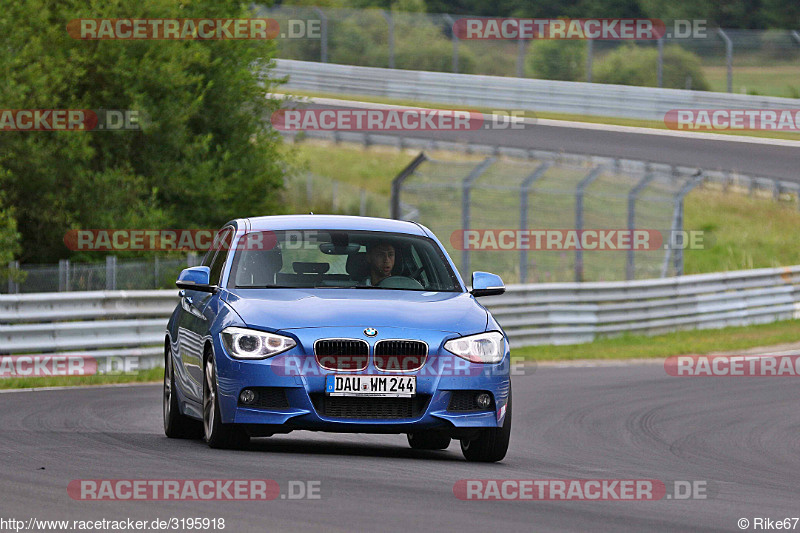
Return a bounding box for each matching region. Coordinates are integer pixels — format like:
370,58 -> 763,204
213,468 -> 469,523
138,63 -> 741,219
526,39 -> 586,81
594,44 -> 710,90
0,0 -> 287,262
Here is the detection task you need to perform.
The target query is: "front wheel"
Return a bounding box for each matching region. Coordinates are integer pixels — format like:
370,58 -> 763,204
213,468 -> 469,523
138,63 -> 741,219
203,350 -> 249,449
460,391 -> 511,462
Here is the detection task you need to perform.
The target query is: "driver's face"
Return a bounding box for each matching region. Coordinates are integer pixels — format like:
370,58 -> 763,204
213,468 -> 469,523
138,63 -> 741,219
367,244 -> 395,279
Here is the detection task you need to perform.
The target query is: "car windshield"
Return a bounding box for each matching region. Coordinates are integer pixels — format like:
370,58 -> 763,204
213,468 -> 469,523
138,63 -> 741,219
228,229 -> 462,292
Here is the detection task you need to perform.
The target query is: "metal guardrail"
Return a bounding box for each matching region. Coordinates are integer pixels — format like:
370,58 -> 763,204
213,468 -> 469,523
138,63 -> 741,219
1,266 -> 798,370
273,59 -> 800,121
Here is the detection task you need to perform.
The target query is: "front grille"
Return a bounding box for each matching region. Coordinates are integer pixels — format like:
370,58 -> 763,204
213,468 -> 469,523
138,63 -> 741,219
310,394 -> 430,419
447,390 -> 494,412
374,340 -> 428,371
239,387 -> 290,409
314,339 -> 369,371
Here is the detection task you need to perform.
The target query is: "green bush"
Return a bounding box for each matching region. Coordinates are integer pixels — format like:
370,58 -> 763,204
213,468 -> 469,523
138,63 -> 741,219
525,39 -> 587,81
594,44 -> 710,90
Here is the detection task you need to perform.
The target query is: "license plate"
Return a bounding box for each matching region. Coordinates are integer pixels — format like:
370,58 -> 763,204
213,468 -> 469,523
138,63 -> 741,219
326,375 -> 416,397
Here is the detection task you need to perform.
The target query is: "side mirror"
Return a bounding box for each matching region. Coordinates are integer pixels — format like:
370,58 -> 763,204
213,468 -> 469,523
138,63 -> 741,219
470,271 -> 505,297
176,266 -> 217,293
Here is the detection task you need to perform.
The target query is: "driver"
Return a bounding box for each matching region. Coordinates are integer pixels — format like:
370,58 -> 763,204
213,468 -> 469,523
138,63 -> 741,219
364,241 -> 395,286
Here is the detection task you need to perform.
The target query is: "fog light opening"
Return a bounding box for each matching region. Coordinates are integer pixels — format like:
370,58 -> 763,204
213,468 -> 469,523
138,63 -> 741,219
239,389 -> 256,405
476,393 -> 491,409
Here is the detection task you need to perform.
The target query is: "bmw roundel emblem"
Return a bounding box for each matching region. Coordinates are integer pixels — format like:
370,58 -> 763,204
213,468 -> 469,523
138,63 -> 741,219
364,328 -> 378,337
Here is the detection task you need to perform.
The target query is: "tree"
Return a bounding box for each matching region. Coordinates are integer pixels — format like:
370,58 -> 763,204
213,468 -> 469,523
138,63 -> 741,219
594,44 -> 710,90
0,0 -> 287,262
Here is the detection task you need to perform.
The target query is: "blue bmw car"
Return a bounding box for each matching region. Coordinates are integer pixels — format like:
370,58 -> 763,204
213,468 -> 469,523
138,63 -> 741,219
164,215 -> 511,462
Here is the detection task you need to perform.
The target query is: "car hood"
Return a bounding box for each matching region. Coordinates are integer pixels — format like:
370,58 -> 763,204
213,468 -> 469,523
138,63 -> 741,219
225,288 -> 488,334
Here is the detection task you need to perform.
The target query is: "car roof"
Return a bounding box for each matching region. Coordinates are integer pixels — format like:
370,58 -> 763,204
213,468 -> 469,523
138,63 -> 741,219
241,215 -> 428,236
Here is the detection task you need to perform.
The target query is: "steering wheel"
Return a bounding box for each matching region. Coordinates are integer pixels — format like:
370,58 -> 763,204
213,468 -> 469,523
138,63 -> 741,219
409,265 -> 425,282
377,276 -> 424,290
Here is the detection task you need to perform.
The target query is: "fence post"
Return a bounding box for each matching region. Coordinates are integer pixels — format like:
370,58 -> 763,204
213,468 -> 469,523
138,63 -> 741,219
154,255 -> 160,289
574,166 -> 604,282
516,38 -> 527,77
187,252 -> 198,268
717,28 -> 733,93
657,37 -> 664,87
307,173 -> 313,205
331,181 -> 338,211
586,39 -> 593,82
314,7 -> 328,63
662,171 -> 704,277
390,152 -> 428,219
7,260 -> 19,294
59,259 -> 70,292
105,256 -> 117,290
443,14 -> 459,73
519,162 -> 551,283
381,10 -> 395,69
461,157 -> 496,275
626,168 -> 656,280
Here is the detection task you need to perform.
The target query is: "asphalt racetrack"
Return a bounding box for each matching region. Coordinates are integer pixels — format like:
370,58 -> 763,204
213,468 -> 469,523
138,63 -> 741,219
3,362 -> 799,532
301,100 -> 800,180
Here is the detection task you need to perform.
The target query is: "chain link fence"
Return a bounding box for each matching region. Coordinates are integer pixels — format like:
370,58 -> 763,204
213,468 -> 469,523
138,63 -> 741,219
3,256 -> 196,294
260,5 -> 800,97
391,151 -> 703,283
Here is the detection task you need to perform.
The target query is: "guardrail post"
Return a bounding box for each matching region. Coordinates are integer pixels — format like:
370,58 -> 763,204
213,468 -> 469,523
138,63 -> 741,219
586,39 -> 593,82
574,166 -> 604,282
519,162 -> 552,283
7,260 -> 19,294
381,10 -> 395,69
105,256 -> 117,290
461,157 -> 496,274
59,259 -> 70,292
717,29 -> 733,93
626,168 -> 656,280
657,37 -> 664,88
390,152 -> 428,219
314,7 -> 328,63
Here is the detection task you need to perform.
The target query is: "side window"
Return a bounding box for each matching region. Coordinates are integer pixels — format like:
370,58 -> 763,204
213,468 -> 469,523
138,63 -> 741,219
208,227 -> 233,285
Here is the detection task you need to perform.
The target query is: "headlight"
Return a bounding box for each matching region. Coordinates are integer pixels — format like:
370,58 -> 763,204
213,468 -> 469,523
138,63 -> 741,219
444,331 -> 505,364
220,327 -> 296,359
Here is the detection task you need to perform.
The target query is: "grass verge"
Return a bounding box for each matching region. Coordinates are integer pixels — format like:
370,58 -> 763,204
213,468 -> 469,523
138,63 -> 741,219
514,319 -> 800,361
0,367 -> 163,390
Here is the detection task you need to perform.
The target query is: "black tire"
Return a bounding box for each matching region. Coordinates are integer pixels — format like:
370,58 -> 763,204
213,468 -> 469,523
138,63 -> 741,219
163,348 -> 202,439
460,391 -> 511,463
203,349 -> 249,449
407,431 -> 451,450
